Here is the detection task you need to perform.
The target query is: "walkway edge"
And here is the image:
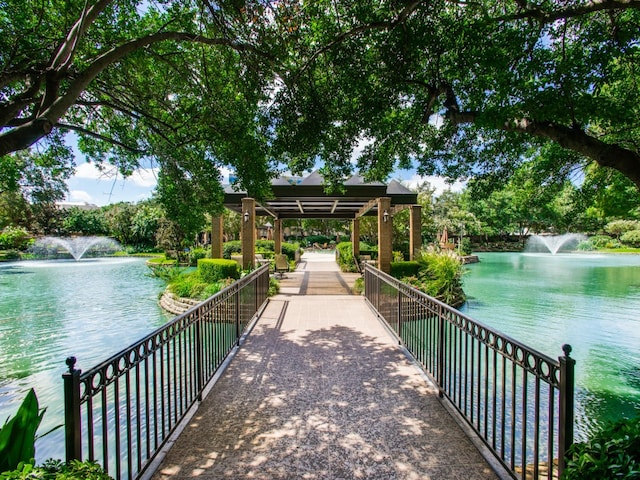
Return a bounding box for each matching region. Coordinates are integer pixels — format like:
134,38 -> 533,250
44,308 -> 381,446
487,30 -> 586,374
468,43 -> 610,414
365,297 -> 512,480
138,299 -> 269,480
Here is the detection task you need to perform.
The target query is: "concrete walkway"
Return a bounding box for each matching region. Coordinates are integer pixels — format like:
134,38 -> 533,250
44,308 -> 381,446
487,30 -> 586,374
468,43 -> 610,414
150,253 -> 499,479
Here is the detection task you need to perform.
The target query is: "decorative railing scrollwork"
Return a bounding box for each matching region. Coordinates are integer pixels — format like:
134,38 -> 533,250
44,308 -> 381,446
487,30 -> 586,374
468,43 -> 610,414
364,264 -> 574,480
63,264 -> 270,480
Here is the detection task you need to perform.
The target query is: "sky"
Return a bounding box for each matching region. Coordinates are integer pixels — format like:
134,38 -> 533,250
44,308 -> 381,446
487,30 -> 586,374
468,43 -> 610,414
64,160 -> 465,207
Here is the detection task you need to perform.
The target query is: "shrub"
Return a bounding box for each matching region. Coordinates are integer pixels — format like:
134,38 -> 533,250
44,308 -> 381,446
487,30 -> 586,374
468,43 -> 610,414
222,240 -> 242,259
198,258 -> 240,283
576,240 -> 595,251
620,230 -> 640,248
255,240 -> 275,252
336,242 -> 358,272
268,277 -> 280,297
0,227 -> 32,250
1,459 -> 113,480
281,242 -> 300,261
188,247 -> 209,266
168,271 -> 208,298
401,249 -> 466,307
589,235 -> 617,249
563,416 -> 640,480
605,219 -> 640,239
390,261 -> 421,278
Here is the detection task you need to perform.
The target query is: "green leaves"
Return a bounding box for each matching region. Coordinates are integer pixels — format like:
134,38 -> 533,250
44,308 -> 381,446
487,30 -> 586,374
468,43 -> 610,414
0,389 -> 45,473
563,416 -> 640,480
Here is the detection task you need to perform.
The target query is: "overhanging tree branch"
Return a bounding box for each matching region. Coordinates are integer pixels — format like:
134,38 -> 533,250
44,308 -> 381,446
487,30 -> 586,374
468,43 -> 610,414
0,31 -> 264,157
497,0 -> 640,23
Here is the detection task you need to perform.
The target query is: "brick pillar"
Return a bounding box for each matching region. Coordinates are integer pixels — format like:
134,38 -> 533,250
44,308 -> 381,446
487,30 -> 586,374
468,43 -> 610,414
409,205 -> 422,260
211,214 -> 224,258
241,198 -> 255,270
274,218 -> 282,254
352,218 -> 360,258
378,197 -> 392,273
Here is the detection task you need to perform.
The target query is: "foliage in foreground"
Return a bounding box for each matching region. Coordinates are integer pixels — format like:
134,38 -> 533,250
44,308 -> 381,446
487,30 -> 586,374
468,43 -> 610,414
0,459 -> 112,480
0,389 -> 112,479
562,416 -> 640,480
0,389 -> 45,473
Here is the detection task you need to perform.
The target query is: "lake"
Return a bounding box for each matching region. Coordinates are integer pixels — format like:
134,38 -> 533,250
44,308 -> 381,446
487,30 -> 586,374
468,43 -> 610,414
0,257 -> 170,461
461,252 -> 640,439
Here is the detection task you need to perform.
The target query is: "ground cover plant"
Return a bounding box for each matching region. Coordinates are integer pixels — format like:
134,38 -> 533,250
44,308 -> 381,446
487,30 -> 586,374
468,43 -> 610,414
562,416 -> 640,480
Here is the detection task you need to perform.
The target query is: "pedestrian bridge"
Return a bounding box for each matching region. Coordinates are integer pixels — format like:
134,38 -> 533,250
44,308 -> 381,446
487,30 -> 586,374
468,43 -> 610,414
63,251 -> 573,480
149,252 -> 498,479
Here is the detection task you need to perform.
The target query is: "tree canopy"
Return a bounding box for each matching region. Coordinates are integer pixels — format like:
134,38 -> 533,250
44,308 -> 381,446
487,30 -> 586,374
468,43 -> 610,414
1,0 -> 640,212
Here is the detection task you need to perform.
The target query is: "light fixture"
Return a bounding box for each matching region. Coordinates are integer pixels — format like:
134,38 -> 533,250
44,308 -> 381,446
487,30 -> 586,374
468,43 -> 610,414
243,211 -> 250,223
383,210 -> 389,223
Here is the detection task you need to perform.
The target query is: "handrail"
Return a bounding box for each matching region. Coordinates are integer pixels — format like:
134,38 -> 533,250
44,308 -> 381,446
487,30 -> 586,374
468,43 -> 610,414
63,264 -> 270,480
363,264 -> 575,480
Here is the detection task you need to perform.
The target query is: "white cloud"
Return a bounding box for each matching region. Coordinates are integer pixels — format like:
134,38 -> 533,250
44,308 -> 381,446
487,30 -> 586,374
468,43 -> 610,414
129,168 -> 159,188
404,174 -> 466,196
68,190 -> 94,202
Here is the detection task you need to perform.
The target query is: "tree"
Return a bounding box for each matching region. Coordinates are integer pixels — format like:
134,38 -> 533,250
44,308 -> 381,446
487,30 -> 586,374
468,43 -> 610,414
271,1 -> 640,190
1,0 -> 280,209
61,207 -> 108,236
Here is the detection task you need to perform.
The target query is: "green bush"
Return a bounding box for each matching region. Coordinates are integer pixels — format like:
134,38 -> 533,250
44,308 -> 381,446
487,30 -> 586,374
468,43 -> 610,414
255,240 -> 275,252
589,235 -> 617,249
222,240 -> 242,259
576,240 -> 595,251
0,459 -> 113,480
281,242 -> 300,261
390,261 -> 421,278
198,258 -> 240,283
401,250 -> 466,307
0,227 -> 32,251
563,416 -> 640,480
620,230 -> 640,248
336,242 -> 358,272
168,271 -> 208,298
268,277 -> 280,297
188,247 -> 209,266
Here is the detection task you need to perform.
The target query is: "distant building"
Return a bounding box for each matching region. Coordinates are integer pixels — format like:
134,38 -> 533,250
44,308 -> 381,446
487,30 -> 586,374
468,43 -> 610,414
56,201 -> 99,211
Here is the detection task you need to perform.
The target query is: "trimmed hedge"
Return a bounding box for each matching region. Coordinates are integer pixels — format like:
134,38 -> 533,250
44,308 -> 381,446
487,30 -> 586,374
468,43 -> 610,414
198,259 -> 240,282
390,261 -> 421,278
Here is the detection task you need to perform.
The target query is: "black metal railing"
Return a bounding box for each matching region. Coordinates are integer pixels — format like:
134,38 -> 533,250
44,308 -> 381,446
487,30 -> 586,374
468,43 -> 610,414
63,264 -> 270,480
364,264 -> 575,480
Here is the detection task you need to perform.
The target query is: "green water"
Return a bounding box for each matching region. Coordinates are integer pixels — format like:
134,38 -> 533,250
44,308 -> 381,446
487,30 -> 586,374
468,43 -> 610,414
461,252 -> 640,439
0,258 -> 170,461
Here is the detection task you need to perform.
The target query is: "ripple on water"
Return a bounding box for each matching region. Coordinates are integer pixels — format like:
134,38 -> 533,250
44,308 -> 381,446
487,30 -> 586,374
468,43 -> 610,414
0,257 -> 170,461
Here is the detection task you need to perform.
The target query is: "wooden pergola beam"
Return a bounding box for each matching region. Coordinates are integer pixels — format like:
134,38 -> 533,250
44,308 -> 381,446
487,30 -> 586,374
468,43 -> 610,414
356,198 -> 378,218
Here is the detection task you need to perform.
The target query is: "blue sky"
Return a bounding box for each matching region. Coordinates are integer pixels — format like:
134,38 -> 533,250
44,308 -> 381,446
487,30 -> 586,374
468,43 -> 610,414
64,160 -> 464,206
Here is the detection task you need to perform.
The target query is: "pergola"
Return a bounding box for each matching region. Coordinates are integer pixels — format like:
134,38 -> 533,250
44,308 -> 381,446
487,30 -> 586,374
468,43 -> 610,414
212,171 -> 421,273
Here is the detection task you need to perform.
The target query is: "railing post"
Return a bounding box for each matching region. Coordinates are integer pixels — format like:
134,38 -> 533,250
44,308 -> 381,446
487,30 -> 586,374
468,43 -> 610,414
558,344 -> 575,477
63,356 -> 82,462
437,305 -> 445,397
235,287 -> 241,346
195,311 -> 204,401
397,286 -> 402,342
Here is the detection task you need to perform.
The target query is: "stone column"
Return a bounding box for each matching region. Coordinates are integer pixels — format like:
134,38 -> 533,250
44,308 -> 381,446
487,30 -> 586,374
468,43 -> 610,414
241,198 -> 256,270
352,218 -> 360,259
378,197 -> 392,274
211,214 -> 224,259
274,218 -> 282,254
409,205 -> 422,260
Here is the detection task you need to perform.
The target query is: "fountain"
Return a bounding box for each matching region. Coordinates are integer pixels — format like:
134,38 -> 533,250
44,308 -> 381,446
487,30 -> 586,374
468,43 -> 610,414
525,233 -> 586,254
31,236 -> 121,261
